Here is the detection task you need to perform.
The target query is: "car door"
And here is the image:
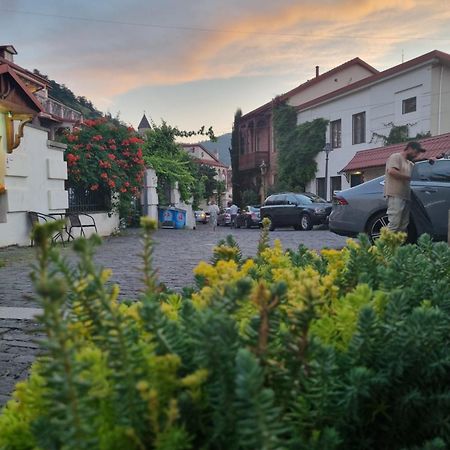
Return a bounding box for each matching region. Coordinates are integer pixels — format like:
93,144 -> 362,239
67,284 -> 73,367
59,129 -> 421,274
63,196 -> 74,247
412,160 -> 450,238
285,194 -> 299,226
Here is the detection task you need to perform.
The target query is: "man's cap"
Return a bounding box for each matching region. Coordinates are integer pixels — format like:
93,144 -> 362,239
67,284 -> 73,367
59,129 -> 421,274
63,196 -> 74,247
406,141 -> 426,153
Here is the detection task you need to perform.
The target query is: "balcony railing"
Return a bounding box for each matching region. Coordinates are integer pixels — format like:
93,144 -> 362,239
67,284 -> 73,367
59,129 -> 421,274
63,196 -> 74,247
43,97 -> 83,122
238,151 -> 269,171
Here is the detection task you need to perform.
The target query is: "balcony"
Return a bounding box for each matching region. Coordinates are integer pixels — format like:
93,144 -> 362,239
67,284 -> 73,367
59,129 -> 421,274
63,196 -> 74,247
239,151 -> 269,171
42,97 -> 83,122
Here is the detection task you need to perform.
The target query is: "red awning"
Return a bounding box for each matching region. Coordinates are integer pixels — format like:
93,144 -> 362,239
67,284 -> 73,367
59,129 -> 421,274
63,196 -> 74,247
341,132 -> 450,173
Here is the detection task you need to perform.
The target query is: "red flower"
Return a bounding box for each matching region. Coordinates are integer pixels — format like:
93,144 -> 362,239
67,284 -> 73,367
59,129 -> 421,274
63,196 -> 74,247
107,153 -> 116,160
109,144 -> 117,150
120,187 -> 127,193
90,184 -> 99,191
85,144 -> 92,151
100,172 -> 108,179
108,180 -> 116,188
92,135 -> 103,142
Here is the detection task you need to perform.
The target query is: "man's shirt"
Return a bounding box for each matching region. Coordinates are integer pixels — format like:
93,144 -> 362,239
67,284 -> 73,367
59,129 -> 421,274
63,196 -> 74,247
384,152 -> 414,200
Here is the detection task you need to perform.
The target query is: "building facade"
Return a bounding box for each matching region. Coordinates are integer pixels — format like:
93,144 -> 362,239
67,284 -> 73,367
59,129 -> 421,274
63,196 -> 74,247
237,58 -> 378,194
296,50 -> 450,199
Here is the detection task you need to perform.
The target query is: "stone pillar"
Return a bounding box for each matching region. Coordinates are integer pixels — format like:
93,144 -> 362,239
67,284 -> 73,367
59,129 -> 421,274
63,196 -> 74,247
141,168 -> 158,221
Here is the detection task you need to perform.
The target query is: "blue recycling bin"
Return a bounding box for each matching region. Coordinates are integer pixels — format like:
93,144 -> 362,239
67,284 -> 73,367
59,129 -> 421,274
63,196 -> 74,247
172,208 -> 186,229
158,207 -> 186,229
159,207 -> 175,228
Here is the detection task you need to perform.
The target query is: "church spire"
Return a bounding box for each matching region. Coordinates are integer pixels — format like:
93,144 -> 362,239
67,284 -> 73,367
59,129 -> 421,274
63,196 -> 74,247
138,113 -> 151,134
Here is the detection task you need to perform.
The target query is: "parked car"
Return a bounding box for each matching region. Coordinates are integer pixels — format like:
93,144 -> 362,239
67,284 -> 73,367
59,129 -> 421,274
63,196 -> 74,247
217,208 -> 232,226
329,158 -> 450,242
235,205 -> 261,228
195,210 -> 209,224
260,192 -> 332,231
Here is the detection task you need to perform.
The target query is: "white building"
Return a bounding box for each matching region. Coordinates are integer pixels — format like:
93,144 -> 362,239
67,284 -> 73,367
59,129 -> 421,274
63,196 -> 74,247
296,50 -> 450,200
181,143 -> 231,206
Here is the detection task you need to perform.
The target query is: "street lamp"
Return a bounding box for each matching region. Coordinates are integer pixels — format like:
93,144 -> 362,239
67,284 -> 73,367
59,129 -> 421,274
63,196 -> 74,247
323,143 -> 332,201
260,160 -> 267,205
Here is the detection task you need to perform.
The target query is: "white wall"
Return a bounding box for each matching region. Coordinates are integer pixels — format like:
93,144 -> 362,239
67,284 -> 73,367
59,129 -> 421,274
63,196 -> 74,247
288,63 -> 375,107
297,62 -> 439,197
0,125 -> 68,247
64,212 -> 119,239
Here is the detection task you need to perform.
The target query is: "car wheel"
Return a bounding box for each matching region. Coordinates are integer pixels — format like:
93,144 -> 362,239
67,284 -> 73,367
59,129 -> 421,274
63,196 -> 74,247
245,219 -> 252,229
367,211 -> 389,242
300,214 -> 313,231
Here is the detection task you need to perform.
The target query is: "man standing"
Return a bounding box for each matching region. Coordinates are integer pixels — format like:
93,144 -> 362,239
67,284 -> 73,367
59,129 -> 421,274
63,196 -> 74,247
228,201 -> 239,228
384,141 -> 426,232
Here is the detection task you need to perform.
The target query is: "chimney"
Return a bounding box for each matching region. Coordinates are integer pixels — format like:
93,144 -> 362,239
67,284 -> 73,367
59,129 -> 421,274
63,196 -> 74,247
315,65 -> 320,78
0,45 -> 18,63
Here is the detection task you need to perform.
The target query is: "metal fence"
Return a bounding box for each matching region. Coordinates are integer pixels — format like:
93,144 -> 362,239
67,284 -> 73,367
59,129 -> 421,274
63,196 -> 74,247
67,186 -> 111,212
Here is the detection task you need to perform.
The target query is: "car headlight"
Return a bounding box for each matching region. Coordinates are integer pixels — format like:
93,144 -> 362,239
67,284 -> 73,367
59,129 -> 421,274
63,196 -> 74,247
314,207 -> 326,214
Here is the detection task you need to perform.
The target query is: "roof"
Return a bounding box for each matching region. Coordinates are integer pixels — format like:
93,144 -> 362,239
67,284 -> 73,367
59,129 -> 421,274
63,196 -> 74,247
241,57 -> 378,120
180,143 -> 225,165
341,132 -> 450,173
0,64 -> 44,113
138,113 -> 151,129
297,50 -> 450,112
0,45 -> 17,55
194,158 -> 228,168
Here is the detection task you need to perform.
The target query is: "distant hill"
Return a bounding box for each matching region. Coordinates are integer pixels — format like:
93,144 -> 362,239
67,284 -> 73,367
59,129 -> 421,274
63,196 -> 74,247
199,133 -> 232,166
33,69 -> 102,119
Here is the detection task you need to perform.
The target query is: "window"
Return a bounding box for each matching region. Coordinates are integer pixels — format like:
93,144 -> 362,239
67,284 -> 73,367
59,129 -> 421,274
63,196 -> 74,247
402,96 -> 417,114
413,160 -> 450,182
330,176 -> 342,197
330,119 -> 342,148
316,177 -> 326,199
350,173 -> 363,187
352,112 -> 366,144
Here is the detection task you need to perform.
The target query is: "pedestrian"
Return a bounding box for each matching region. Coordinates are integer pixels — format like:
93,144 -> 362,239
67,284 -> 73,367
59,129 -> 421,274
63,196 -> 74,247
384,141 -> 426,232
208,200 -> 220,231
228,201 -> 238,228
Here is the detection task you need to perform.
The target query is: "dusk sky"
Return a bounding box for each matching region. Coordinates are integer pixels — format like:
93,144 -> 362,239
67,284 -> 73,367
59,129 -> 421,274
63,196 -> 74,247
2,0 -> 450,138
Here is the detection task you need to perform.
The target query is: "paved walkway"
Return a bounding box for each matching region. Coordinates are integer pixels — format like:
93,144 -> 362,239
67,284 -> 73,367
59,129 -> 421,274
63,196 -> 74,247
0,225 -> 347,405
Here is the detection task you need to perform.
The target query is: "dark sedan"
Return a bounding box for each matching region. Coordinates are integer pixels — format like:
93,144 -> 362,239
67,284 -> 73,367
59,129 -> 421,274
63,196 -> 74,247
235,205 -> 261,228
260,192 -> 332,231
329,158 -> 450,241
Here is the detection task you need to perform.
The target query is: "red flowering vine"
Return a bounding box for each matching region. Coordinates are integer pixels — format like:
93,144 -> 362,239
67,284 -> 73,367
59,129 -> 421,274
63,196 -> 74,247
61,118 -> 146,215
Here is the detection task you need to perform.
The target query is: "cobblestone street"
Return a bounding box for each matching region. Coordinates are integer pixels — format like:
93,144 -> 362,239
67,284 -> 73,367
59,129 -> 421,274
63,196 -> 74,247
0,225 -> 347,405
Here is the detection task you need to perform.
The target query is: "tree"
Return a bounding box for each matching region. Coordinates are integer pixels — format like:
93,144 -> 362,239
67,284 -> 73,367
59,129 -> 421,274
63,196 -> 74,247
230,109 -> 243,206
60,118 -> 146,218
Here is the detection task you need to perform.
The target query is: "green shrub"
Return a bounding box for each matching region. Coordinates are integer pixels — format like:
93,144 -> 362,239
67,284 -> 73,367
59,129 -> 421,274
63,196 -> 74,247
1,222 -> 449,450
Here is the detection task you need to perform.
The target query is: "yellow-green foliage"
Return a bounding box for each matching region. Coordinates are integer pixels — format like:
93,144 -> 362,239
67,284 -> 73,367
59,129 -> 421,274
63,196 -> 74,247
1,222 -> 450,450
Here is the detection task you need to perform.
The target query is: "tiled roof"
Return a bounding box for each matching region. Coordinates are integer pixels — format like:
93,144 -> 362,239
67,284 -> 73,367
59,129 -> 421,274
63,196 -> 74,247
297,50 -> 450,112
138,113 -> 151,130
241,57 -> 378,120
341,132 -> 450,173
194,158 -> 228,168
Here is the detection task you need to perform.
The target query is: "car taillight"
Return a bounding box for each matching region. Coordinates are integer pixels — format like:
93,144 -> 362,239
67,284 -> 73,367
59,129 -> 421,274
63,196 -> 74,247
334,196 -> 348,205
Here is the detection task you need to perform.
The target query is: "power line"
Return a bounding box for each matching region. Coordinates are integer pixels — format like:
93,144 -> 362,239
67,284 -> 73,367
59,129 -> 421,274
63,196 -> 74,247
1,8 -> 450,42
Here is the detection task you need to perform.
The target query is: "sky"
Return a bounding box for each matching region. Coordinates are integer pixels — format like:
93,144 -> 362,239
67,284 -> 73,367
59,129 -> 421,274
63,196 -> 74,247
1,0 -> 450,139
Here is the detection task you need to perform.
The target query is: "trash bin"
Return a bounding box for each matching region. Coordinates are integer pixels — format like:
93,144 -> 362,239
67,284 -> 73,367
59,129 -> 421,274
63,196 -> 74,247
159,207 -> 175,229
172,208 -> 186,229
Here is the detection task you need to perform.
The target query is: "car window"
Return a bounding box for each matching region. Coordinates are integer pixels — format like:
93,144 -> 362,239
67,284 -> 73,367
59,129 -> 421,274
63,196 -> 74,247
413,162 -> 432,181
286,194 -> 298,205
413,160 -> 450,182
265,195 -> 275,206
431,160 -> 450,182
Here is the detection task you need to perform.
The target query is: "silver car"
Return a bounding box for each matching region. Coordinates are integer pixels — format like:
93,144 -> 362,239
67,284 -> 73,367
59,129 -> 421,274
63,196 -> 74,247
329,158 -> 450,241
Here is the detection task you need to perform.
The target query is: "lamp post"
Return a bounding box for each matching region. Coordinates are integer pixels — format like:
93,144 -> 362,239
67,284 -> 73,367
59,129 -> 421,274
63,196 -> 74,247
260,160 -> 267,205
323,143 -> 332,201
